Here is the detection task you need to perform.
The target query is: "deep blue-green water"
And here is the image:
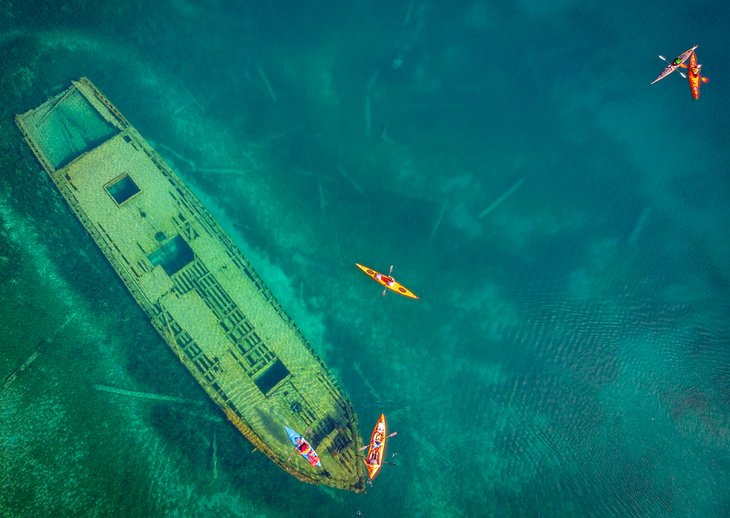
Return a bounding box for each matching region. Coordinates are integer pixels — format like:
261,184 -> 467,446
2,1 -> 730,516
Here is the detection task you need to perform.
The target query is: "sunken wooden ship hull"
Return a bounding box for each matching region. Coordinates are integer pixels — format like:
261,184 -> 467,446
15,77 -> 367,492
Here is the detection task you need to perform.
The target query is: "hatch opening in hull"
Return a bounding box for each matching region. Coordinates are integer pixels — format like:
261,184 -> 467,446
255,359 -> 290,394
148,235 -> 194,276
105,173 -> 140,205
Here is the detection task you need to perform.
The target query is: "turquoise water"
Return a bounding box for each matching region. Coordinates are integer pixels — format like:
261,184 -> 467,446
2,1 -> 730,516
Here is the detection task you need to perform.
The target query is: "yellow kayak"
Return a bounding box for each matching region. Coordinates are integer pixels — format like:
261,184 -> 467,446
355,263 -> 419,300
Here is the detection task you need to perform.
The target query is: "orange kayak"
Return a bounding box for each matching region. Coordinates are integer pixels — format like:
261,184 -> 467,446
355,263 -> 419,300
364,414 -> 388,480
687,51 -> 708,100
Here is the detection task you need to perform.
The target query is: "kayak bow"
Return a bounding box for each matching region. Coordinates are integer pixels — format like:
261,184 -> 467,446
355,263 -> 419,300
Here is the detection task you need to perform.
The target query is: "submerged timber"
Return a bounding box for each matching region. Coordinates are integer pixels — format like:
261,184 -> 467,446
15,77 -> 367,492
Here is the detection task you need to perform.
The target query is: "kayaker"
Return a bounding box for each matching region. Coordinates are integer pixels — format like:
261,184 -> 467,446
372,431 -> 384,449
375,272 -> 395,287
368,450 -> 379,464
307,450 -> 320,467
295,436 -> 310,454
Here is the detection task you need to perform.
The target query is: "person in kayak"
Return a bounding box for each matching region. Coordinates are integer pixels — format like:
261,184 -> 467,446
375,272 -> 394,287
295,436 -> 311,454
375,265 -> 396,298
371,421 -> 386,449
307,449 -> 320,466
368,449 -> 380,465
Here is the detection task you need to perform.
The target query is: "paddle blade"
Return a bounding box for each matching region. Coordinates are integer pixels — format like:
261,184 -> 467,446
702,77 -> 709,83
680,63 -> 688,69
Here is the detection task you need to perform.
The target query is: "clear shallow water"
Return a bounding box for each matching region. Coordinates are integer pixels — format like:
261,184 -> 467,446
1,1 -> 730,516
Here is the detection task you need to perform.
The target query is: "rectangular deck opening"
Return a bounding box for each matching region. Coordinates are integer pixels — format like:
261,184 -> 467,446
148,235 -> 194,276
254,359 -> 290,394
105,173 -> 140,205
